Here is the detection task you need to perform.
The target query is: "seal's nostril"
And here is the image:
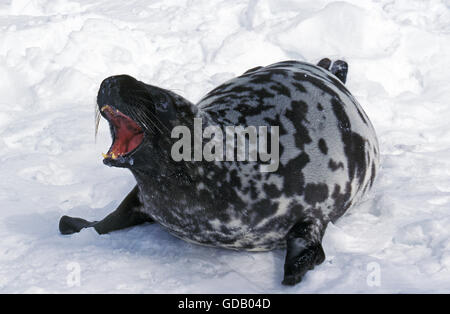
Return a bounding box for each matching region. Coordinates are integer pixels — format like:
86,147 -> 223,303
102,76 -> 119,89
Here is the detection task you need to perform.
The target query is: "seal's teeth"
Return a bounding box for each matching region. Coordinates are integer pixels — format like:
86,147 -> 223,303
102,152 -> 121,159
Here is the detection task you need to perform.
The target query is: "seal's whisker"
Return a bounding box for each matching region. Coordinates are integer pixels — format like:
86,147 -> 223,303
139,110 -> 165,135
140,113 -> 163,134
126,98 -> 165,135
133,106 -> 164,134
129,107 -> 157,135
144,108 -> 172,133
95,104 -> 101,142
129,96 -> 173,133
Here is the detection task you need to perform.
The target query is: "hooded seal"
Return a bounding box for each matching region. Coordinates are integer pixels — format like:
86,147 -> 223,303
59,58 -> 379,285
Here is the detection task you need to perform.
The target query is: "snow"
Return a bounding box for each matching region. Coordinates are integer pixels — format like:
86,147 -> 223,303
1,0 -> 450,293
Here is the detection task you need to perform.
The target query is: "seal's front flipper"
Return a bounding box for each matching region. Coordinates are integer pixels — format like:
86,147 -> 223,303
282,221 -> 326,286
59,216 -> 98,235
93,185 -> 153,234
59,185 -> 153,235
331,60 -> 348,84
317,58 -> 331,70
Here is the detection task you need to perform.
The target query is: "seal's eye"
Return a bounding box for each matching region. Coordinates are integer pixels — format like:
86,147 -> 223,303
155,97 -> 169,112
152,92 -> 176,123
100,105 -> 144,160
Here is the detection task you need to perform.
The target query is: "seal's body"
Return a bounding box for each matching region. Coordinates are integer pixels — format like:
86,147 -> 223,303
60,59 -> 379,285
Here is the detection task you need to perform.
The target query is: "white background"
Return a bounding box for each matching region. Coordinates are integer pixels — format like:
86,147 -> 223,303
0,0 -> 449,293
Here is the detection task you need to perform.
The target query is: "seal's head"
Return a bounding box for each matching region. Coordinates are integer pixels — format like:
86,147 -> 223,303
96,75 -> 195,170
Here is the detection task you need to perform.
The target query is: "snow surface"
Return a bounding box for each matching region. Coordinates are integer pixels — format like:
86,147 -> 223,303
1,0 -> 450,293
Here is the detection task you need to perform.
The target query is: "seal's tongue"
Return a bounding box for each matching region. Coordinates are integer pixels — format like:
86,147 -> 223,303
101,105 -> 144,159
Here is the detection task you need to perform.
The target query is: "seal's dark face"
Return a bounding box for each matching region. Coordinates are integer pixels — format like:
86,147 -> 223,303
97,75 -> 178,168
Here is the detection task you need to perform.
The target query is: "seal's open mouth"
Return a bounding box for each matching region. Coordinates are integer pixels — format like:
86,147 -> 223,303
101,105 -> 144,160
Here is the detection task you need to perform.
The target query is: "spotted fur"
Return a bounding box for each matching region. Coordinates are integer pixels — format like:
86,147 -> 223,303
131,60 -> 380,251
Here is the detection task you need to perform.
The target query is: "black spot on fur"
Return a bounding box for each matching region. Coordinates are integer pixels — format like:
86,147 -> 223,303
318,139 -> 328,155
250,181 -> 259,200
285,100 -> 312,149
290,203 -> 304,215
249,71 -> 272,84
254,88 -> 276,101
292,69 -> 352,100
250,199 -> 279,225
277,152 -> 310,197
331,98 -> 367,186
229,169 -> 242,190
267,69 -> 290,77
270,83 -> 291,97
328,159 -> 344,171
329,182 -> 352,222
264,183 -> 282,198
304,183 -> 329,206
235,102 -> 275,119
228,85 -> 256,95
317,103 -> 324,111
248,69 -> 289,85
293,71 -> 340,99
241,179 -> 259,200
292,82 -> 307,93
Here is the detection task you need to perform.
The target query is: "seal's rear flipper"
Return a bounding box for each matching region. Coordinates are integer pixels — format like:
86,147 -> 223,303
331,60 -> 348,84
59,185 -> 154,235
282,221 -> 326,285
317,58 -> 331,70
